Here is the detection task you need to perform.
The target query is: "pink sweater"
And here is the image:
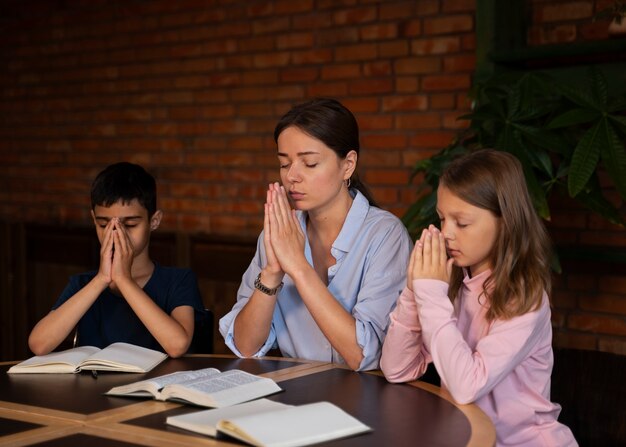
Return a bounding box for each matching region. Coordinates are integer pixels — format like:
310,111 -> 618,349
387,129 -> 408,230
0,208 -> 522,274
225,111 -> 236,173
381,270 -> 577,447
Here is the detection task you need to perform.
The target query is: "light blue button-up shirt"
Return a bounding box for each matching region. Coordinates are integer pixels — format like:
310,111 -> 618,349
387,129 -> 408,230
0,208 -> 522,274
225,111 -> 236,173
219,190 -> 412,371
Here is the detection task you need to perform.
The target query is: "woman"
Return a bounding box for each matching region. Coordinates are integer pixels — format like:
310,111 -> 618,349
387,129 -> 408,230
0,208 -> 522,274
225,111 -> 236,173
219,98 -> 412,371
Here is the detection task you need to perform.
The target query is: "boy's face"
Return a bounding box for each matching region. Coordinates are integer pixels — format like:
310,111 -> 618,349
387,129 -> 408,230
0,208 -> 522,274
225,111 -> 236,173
91,199 -> 161,259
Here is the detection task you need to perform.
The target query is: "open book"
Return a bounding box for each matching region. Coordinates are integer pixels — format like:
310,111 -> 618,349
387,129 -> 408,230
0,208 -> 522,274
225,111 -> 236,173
167,399 -> 372,447
105,368 -> 282,408
7,342 -> 167,374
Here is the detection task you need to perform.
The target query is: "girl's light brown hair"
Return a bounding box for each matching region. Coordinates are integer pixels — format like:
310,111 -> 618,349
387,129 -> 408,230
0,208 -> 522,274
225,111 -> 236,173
441,150 -> 552,320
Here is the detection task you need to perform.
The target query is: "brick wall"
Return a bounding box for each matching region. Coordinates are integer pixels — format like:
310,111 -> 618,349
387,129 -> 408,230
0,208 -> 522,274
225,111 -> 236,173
528,0 -> 617,44
0,0 -> 625,356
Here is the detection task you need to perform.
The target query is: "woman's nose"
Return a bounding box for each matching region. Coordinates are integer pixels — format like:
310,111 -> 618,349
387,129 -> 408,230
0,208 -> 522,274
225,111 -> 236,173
287,164 -> 301,182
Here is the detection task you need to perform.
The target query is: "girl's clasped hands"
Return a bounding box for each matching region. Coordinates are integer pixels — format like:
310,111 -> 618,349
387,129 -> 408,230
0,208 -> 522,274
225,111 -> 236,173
408,224 -> 454,289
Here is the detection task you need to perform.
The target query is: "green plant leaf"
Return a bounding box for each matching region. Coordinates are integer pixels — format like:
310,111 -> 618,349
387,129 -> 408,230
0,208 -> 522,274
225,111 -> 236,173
557,80 -> 601,111
574,180 -> 626,227
568,122 -> 602,197
505,132 -> 551,220
588,66 -> 608,108
600,121 -> 626,199
547,108 -> 601,128
609,114 -> 626,133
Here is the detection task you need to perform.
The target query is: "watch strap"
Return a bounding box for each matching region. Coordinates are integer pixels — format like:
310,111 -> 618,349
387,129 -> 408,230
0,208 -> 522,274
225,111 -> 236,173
254,272 -> 283,296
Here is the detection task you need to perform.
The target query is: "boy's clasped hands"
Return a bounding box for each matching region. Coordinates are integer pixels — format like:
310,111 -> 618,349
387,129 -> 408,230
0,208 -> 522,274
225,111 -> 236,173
408,224 -> 454,289
97,218 -> 135,288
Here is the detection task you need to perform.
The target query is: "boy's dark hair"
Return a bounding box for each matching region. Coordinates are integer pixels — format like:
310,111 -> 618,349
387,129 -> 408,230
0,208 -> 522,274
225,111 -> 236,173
90,162 -> 157,216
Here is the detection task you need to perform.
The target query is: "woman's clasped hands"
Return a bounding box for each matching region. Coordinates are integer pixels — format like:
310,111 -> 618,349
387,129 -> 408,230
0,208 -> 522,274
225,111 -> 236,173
407,224 -> 454,290
263,182 -> 307,280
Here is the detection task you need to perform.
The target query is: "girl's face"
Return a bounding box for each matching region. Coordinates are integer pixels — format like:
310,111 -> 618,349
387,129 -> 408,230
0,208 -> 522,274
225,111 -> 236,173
436,185 -> 500,276
277,126 -> 355,213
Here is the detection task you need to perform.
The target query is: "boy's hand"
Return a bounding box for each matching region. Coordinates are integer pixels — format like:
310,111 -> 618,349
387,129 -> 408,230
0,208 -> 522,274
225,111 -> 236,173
110,218 -> 134,284
96,219 -> 115,285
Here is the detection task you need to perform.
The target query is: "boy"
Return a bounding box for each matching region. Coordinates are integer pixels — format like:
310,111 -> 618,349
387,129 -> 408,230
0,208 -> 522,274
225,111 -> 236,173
28,162 -> 204,358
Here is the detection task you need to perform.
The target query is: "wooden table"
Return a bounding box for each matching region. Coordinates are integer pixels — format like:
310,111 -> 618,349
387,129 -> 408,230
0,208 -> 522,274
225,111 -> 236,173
0,355 -> 495,446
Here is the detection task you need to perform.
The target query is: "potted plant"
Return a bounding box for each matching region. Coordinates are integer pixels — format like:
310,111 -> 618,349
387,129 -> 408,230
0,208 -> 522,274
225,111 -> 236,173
594,0 -> 626,37
403,68 -> 626,256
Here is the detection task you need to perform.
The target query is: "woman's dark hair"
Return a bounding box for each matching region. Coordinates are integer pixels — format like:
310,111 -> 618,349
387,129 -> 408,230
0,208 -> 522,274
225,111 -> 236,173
90,162 -> 157,217
273,98 -> 377,206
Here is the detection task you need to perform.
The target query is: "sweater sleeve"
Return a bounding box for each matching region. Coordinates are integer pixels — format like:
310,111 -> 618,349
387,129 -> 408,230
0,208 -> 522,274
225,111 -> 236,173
380,286 -> 431,383
414,278 -> 552,405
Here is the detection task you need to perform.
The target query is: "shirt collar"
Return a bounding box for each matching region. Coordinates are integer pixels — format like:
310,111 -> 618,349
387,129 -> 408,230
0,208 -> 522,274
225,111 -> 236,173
462,268 -> 492,293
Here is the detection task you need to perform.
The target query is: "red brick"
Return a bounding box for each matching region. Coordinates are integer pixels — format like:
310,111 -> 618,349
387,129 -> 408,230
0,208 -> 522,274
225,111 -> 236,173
598,338 -> 626,356
423,15 -> 474,35
580,295 -> 626,315
396,76 -> 419,92
318,28 -> 360,46
358,115 -> 394,131
568,314 -> 626,336
362,134 -> 408,149
382,95 -> 428,112
410,131 -> 456,148
333,7 -> 377,25
365,169 -> 410,185
291,49 -> 333,64
552,332 -> 598,351
307,82 -> 348,97
378,41 -> 410,58
252,17 -> 290,35
422,74 -> 471,91
343,98 -> 379,113
429,93 -> 456,109
364,61 -> 392,77
443,54 -> 476,72
349,79 -> 393,95
395,113 -> 441,130
600,276 -> 626,294
370,186 -> 401,204
321,64 -> 361,80
281,67 -> 320,83
334,43 -> 378,62
360,150 -> 402,167
442,0 -> 476,13
277,32 -> 314,49
380,2 -> 417,20
253,52 -> 291,68
535,2 -> 593,23
274,0 -> 314,15
412,37 -> 461,55
394,56 -> 441,75
360,23 -> 399,40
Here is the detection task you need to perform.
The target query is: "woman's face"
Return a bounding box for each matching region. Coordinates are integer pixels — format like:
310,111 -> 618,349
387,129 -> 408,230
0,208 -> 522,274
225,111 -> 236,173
277,126 -> 355,213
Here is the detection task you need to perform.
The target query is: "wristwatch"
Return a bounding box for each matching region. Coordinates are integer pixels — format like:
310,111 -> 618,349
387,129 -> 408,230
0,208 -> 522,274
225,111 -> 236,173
254,272 -> 283,296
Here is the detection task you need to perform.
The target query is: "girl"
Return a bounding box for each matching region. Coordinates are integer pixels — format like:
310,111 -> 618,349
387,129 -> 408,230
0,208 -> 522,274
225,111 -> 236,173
380,150 -> 577,446
219,98 -> 412,371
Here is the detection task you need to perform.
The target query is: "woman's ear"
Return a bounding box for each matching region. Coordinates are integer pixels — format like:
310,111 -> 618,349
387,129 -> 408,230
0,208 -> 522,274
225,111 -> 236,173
150,210 -> 163,231
343,150 -> 358,181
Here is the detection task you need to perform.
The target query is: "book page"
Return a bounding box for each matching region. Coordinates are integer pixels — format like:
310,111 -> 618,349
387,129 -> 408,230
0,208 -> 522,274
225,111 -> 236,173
166,399 -> 291,437
7,346 -> 100,374
162,370 -> 282,408
78,342 -> 167,372
217,401 -> 372,447
105,367 -> 221,398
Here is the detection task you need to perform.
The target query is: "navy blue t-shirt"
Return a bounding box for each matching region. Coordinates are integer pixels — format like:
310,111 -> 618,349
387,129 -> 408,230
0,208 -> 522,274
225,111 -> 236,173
52,263 -> 205,352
